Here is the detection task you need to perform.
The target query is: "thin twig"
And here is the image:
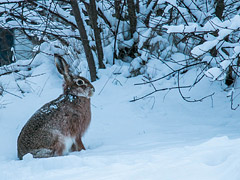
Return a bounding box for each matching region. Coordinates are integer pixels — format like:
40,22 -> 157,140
2,89 -> 22,99
130,85 -> 191,102
177,71 -> 215,103
135,62 -> 206,85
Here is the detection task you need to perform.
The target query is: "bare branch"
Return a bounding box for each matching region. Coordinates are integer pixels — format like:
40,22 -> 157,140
135,62 -> 206,86
130,85 -> 192,102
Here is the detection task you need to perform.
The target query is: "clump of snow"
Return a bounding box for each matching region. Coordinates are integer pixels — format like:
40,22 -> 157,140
220,60 -> 231,70
138,28 -> 152,49
145,59 -> 162,79
130,57 -> 142,70
191,40 -> 219,57
165,23 -> 199,33
103,42 -> 114,65
22,153 -> 33,161
205,67 -> 225,81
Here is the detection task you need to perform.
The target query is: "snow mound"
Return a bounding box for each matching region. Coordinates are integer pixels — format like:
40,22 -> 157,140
0,60 -> 240,180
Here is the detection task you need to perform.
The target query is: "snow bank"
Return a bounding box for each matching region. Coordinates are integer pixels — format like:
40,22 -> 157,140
1,56 -> 240,179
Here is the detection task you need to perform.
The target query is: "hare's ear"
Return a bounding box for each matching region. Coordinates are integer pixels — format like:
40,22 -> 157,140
54,54 -> 71,82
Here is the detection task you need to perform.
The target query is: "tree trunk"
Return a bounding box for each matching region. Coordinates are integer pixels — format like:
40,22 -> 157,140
70,0 -> 97,82
127,0 -> 137,37
215,0 -> 225,20
0,28 -> 14,66
88,0 -> 105,69
115,0 -> 122,20
135,0 -> 140,13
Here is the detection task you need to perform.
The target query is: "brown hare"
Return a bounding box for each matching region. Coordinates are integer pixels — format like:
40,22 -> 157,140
17,54 -> 95,160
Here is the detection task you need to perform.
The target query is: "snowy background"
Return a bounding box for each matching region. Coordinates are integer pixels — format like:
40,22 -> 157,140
0,53 -> 240,180
1,0 -> 240,179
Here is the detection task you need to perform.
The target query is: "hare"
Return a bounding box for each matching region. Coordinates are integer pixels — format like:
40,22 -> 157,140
17,54 -> 95,160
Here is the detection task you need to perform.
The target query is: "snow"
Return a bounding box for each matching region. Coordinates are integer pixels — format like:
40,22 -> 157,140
205,67 -> 225,81
163,14 -> 240,62
233,46 -> 240,58
1,57 -> 240,180
138,28 -> 152,49
191,40 -> 219,57
165,24 -> 199,33
220,60 -> 231,70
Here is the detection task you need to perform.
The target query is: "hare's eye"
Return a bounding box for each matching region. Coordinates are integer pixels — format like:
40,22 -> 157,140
76,79 -> 84,86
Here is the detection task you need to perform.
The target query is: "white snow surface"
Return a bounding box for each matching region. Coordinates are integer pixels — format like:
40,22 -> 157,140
1,61 -> 240,180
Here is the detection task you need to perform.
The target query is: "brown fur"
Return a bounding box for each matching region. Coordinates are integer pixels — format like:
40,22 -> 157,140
17,55 -> 94,159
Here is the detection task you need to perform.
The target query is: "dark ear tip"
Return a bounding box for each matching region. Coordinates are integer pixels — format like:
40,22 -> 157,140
54,54 -> 67,67
54,54 -> 63,60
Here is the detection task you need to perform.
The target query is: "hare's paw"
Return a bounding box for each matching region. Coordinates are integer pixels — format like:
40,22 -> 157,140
30,148 -> 54,158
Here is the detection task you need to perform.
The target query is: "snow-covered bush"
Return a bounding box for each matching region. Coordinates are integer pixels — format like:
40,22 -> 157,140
160,0 -> 240,108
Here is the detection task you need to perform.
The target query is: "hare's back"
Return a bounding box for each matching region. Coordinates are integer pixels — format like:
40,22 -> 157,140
17,95 -> 68,158
19,96 -> 64,134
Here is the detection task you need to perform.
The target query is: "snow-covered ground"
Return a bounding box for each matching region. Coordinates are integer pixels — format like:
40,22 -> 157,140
0,60 -> 240,180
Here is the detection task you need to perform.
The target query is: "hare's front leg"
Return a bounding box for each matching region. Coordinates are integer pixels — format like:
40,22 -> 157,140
76,135 -> 86,151
53,140 -> 66,156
